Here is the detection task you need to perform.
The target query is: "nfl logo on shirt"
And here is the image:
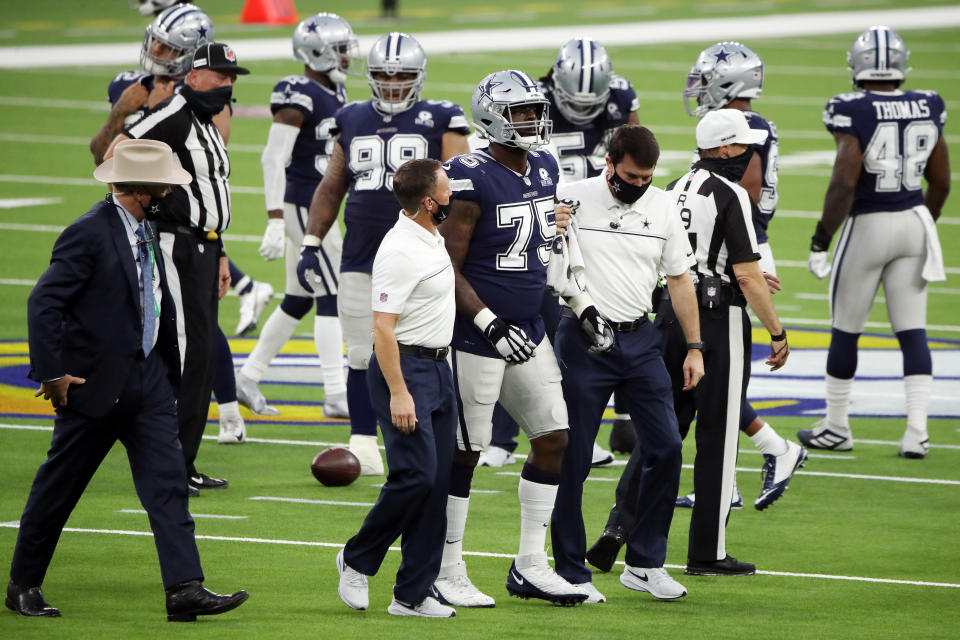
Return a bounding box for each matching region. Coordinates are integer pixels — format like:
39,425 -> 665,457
379,292 -> 388,302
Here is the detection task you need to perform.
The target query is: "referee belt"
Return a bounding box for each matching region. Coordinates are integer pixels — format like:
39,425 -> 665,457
397,343 -> 450,361
560,307 -> 649,332
156,222 -> 220,241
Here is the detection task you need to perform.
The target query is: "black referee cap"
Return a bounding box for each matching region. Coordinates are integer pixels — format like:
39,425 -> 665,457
192,42 -> 250,75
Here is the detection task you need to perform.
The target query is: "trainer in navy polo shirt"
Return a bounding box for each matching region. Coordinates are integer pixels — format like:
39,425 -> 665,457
550,125 -> 703,601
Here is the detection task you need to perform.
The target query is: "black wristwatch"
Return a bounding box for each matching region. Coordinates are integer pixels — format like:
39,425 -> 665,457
770,330 -> 787,342
686,342 -> 705,352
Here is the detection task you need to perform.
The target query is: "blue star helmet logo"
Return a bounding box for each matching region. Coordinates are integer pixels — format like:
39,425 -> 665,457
714,48 -> 730,63
197,25 -> 207,39
306,21 -> 318,33
482,79 -> 503,99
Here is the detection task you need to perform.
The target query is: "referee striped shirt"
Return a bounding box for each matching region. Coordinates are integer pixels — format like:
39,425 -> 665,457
665,166 -> 760,286
125,94 -> 231,233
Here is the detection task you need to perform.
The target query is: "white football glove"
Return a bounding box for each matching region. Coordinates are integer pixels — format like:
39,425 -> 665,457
808,250 -> 831,279
474,309 -> 536,364
259,218 -> 285,260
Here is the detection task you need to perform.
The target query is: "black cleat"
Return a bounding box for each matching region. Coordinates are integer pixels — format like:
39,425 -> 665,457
585,525 -> 627,573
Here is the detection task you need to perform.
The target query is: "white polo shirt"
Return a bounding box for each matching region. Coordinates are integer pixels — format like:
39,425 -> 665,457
371,212 -> 455,349
557,175 -> 695,321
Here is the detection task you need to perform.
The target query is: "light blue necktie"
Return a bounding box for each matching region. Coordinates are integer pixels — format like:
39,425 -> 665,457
135,225 -> 158,357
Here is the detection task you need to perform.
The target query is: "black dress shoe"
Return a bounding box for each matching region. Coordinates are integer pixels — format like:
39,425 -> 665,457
165,580 -> 249,622
188,473 -> 228,490
5,581 -> 61,617
685,555 -> 756,576
609,418 -> 637,454
585,525 -> 627,573
188,484 -> 200,498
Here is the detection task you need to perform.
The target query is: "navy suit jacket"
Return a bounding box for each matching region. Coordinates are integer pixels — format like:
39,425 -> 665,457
28,197 -> 181,418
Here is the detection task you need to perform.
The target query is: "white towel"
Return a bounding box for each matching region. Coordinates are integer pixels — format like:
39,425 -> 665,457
913,205 -> 946,282
546,218 -> 586,298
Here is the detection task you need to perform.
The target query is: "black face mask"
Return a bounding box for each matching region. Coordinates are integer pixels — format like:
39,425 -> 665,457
695,147 -> 755,183
182,84 -> 233,119
608,167 -> 651,205
429,197 -> 451,224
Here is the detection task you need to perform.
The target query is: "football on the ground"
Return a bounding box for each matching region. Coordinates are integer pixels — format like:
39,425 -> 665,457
311,447 -> 361,487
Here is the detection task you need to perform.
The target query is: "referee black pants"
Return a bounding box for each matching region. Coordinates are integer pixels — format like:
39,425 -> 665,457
158,228 -> 221,478
658,299 -> 751,563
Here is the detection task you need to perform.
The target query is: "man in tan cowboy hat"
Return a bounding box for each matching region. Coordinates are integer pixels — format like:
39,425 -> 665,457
7,139 -> 249,622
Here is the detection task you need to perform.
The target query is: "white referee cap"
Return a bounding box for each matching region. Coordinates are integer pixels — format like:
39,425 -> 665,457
696,108 -> 768,149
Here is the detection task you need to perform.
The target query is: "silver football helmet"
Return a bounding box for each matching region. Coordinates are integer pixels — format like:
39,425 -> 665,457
292,13 -> 360,83
140,3 -> 214,77
130,0 -> 183,17
366,32 -> 426,115
847,26 -> 910,87
471,70 -> 552,150
683,41 -> 763,117
551,37 -> 613,125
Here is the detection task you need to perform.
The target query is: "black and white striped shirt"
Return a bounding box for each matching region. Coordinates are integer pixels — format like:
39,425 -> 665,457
665,167 -> 759,286
125,94 -> 231,233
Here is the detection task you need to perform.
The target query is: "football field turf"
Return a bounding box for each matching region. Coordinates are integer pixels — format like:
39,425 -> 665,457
1,1 -> 958,638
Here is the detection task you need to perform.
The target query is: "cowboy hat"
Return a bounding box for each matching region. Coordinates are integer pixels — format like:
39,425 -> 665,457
94,139 -> 193,185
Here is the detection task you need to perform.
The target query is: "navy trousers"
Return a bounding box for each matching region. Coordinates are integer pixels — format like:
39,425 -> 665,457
551,316 -> 682,583
345,352 -> 457,606
10,351 -> 203,590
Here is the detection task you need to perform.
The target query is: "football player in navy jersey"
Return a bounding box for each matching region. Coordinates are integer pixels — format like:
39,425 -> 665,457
801,26 -> 950,459
430,70 -> 587,608
297,32 -> 470,476
236,14 -> 359,421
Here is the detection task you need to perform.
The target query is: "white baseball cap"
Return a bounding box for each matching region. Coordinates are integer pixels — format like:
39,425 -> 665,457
696,108 -> 768,149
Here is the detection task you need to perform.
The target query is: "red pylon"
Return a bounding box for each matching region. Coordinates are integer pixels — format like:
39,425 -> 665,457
239,0 -> 298,25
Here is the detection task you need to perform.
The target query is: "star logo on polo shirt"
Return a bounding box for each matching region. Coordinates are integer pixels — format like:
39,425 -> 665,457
642,218 -> 651,229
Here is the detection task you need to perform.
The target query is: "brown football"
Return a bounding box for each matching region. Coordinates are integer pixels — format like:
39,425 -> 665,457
310,447 -> 361,487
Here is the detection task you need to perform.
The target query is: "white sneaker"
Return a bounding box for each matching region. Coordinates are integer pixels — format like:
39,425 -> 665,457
217,412 -> 246,444
324,390 -> 350,419
620,565 -> 687,600
797,419 -> 853,451
349,434 -> 384,476
387,596 -> 455,618
477,445 -> 516,467
235,281 -> 274,336
574,581 -> 606,603
336,549 -> 368,610
899,429 -> 929,459
755,441 -> 807,510
236,372 -> 280,416
434,562 -> 495,608
506,553 -> 588,606
591,442 -> 614,467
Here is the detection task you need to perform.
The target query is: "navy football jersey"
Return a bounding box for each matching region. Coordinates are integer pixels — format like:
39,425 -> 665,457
744,111 -> 779,243
445,148 -> 560,357
543,74 -> 639,182
823,89 -> 947,215
270,75 -> 347,207
335,99 -> 470,272
107,70 -> 185,127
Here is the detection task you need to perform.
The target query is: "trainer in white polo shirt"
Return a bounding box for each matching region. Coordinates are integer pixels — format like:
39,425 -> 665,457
336,158 -> 459,619
550,125 -> 703,602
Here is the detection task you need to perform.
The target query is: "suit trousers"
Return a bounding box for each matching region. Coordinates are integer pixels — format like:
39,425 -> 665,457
344,352 -> 457,606
552,316 -> 682,583
10,350 -> 204,590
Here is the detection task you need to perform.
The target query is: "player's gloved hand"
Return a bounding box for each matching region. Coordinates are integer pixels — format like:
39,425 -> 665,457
808,250 -> 831,279
578,305 -> 615,353
474,308 -> 536,364
296,234 -> 323,294
259,218 -> 285,260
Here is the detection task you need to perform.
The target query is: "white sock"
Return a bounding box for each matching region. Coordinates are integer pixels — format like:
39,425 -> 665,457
613,412 -> 630,421
749,422 -> 788,456
234,275 -> 251,294
904,374 -> 932,436
825,374 -> 854,431
314,315 -> 346,396
441,495 -> 470,569
239,307 -> 300,382
219,400 -> 240,419
517,478 -> 557,559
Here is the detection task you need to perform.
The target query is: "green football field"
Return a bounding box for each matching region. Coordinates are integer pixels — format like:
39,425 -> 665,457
1,1 -> 958,638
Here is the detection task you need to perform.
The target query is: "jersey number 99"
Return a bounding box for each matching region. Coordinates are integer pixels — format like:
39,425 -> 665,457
349,134 -> 429,191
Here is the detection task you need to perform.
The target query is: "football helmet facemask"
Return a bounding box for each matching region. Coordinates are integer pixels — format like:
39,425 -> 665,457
847,25 -> 910,88
683,41 -> 763,118
140,3 -> 214,77
292,13 -> 360,83
471,70 -> 552,150
551,37 -> 613,125
366,32 -> 426,115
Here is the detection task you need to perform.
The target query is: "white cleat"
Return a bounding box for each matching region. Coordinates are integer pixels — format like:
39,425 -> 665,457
336,549 -> 369,611
797,419 -> 853,451
235,281 -> 274,336
574,582 -> 606,604
217,412 -> 246,444
620,565 -> 687,600
506,553 -> 588,606
388,596 -> 455,618
755,441 -> 807,510
349,434 -> 384,476
236,372 -> 280,416
477,445 -> 516,467
591,442 -> 615,467
433,562 -> 495,608
324,390 -> 350,420
899,429 -> 929,459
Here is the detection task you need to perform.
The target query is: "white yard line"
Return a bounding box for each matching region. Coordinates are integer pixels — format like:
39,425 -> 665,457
249,496 -> 375,507
116,509 -> 247,520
